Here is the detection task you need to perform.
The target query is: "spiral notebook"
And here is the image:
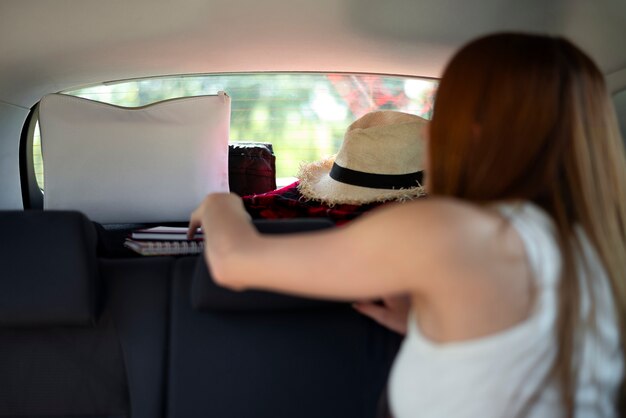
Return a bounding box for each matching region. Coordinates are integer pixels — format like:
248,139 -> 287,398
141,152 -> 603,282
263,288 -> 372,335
124,238 -> 204,256
131,226 -> 203,241
124,226 -> 204,256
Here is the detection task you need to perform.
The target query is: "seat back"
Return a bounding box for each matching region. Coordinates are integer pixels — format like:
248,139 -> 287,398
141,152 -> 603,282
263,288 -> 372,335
0,211 -> 130,417
101,256 -> 173,418
0,213 -> 399,418
168,219 -> 401,418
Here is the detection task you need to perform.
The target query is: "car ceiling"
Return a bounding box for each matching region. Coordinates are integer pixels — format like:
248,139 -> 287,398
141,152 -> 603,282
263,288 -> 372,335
2,0 -> 626,109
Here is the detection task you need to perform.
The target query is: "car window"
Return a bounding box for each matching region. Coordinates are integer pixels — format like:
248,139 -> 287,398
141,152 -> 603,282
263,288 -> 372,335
32,73 -> 437,189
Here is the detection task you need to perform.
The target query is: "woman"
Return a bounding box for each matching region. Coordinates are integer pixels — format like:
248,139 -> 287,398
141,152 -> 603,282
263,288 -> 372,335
190,33 -> 626,417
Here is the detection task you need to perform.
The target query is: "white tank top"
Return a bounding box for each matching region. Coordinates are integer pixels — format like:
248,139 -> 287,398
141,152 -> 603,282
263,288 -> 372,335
388,202 -> 623,418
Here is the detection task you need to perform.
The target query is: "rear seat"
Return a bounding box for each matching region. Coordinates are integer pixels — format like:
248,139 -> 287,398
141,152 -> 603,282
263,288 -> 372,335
170,256 -> 400,418
1,212 -> 400,417
101,256 -> 172,418
0,211 -> 132,417
168,219 -> 397,418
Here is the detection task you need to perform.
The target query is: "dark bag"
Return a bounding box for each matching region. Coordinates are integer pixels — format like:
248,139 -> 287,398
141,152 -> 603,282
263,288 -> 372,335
229,142 -> 276,196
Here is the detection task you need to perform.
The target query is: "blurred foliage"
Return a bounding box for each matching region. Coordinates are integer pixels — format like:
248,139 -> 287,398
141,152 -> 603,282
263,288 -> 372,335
33,73 -> 437,188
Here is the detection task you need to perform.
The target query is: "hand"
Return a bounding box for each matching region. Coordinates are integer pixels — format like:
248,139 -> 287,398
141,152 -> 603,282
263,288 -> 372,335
188,193 -> 249,239
353,294 -> 411,335
188,193 -> 253,291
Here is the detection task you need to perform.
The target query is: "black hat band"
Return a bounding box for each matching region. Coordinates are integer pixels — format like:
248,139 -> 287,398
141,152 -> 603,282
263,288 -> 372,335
329,163 -> 424,190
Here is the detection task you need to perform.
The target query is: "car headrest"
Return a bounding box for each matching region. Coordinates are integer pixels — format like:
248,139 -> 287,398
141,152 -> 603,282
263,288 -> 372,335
39,93 -> 231,223
191,218 -> 342,312
0,211 -> 98,327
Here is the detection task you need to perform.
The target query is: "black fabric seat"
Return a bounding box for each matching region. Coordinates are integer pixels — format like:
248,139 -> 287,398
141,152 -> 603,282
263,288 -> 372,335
0,211 -> 130,417
0,313 -> 130,417
168,219 -> 402,418
101,256 -> 173,418
0,212 -> 400,418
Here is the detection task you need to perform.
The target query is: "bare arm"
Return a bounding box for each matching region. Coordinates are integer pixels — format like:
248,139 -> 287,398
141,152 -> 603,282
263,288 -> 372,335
189,193 -> 484,301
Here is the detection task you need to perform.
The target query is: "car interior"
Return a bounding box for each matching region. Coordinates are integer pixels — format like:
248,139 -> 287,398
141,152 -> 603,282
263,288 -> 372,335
1,1 -> 626,417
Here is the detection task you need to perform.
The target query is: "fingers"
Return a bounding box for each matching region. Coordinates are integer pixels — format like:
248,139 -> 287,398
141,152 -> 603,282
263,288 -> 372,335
188,193 -> 249,240
188,204 -> 204,239
188,226 -> 201,240
187,219 -> 200,239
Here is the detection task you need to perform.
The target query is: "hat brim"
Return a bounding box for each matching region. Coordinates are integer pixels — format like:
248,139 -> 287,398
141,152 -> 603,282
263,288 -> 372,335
297,157 -> 426,206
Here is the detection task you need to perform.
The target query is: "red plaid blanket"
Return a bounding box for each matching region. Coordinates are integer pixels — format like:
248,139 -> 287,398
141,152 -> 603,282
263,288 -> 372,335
242,181 -> 385,225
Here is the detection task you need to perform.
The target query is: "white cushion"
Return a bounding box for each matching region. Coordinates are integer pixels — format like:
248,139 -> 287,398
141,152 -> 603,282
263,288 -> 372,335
39,93 -> 230,223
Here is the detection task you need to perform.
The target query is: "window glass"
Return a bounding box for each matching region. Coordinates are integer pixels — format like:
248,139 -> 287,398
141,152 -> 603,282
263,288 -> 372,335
33,121 -> 44,188
33,73 -> 437,189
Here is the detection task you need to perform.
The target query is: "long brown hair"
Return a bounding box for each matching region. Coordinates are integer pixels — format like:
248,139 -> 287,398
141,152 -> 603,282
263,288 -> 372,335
429,33 -> 626,415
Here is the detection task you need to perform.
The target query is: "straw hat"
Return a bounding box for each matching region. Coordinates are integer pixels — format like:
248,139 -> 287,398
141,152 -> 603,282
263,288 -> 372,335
297,110 -> 428,205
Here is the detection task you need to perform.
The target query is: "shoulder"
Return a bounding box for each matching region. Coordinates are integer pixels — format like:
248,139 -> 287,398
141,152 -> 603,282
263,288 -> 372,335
352,197 -> 505,245
345,197 -> 528,287
362,196 -> 492,221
